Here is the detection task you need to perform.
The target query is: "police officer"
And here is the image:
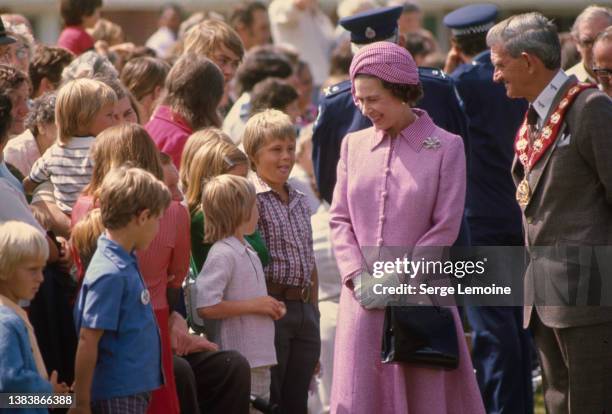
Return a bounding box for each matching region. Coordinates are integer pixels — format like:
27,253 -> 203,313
444,5 -> 533,414
312,6 -> 470,205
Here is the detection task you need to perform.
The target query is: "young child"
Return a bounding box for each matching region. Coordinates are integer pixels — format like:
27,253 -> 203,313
71,166 -> 170,414
57,0 -> 102,56
183,135 -> 269,273
196,174 -> 283,411
23,78 -> 117,215
0,221 -> 69,410
242,109 -> 320,413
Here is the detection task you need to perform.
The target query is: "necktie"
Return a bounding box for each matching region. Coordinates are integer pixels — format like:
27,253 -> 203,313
526,105 -> 539,144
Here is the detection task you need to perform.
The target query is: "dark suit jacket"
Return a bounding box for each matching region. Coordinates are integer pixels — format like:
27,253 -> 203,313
512,76 -> 612,328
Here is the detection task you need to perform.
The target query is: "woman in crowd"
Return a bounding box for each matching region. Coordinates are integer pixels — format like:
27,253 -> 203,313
329,42 -> 484,414
120,57 -> 170,122
146,53 -> 224,168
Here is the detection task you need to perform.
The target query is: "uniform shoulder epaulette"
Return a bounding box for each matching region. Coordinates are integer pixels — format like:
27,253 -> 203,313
323,80 -> 351,98
418,66 -> 449,81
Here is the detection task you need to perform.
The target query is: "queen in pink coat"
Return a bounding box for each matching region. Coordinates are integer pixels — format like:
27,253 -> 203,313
329,42 -> 485,414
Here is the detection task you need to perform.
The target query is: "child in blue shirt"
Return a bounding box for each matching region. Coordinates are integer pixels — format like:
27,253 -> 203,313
71,166 -> 171,414
0,221 -> 69,414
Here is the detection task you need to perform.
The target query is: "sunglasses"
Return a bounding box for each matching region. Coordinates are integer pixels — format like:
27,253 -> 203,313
593,67 -> 612,80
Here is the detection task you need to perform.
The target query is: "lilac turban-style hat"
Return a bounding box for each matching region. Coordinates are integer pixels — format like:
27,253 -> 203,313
349,41 -> 419,104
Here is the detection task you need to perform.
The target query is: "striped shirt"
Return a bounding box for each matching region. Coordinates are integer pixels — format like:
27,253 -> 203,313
251,174 -> 315,287
29,136 -> 94,214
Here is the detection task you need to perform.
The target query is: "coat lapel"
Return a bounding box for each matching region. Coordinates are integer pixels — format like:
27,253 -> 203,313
525,77 -> 578,209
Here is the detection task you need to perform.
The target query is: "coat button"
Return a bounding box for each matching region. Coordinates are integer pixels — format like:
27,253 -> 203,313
384,167 -> 390,175
526,217 -> 533,224
377,238 -> 384,246
381,191 -> 388,199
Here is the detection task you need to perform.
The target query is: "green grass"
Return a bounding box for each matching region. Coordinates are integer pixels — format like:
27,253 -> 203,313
534,384 -> 545,414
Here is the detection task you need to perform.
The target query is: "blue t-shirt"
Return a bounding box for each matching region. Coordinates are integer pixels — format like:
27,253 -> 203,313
74,234 -> 163,401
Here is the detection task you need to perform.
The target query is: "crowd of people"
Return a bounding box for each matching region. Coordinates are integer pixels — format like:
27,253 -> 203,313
0,0 -> 611,414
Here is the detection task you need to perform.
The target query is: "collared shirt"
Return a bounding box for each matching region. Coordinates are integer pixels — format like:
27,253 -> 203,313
222,92 -> 251,144
145,105 -> 193,168
566,61 -> 596,84
532,70 -> 569,127
196,236 -> 276,368
251,174 -> 315,287
74,234 -> 163,401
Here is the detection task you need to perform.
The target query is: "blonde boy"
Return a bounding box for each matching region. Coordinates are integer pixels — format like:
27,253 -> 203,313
242,109 -> 320,413
196,175 -> 281,412
71,167 -> 170,414
23,78 -> 117,214
0,221 -> 69,399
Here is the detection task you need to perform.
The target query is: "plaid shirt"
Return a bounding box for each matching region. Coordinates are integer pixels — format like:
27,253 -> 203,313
251,174 -> 315,287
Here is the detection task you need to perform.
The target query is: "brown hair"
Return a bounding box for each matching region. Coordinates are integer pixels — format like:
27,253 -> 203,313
178,128 -> 233,191
163,53 -> 224,129
29,45 -> 75,96
250,78 -> 299,116
70,208 -> 104,271
201,175 -> 256,243
243,109 -> 296,171
85,123 -> 164,196
183,19 -> 245,61
236,45 -> 293,94
120,57 -> 170,101
55,78 -> 117,144
185,139 -> 248,213
60,0 -> 102,26
229,1 -> 267,30
97,166 -> 171,230
0,64 -> 30,96
355,74 -> 424,106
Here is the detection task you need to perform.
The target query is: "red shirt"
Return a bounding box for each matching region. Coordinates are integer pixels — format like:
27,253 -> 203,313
57,26 -> 94,56
145,105 -> 193,169
71,195 -> 191,310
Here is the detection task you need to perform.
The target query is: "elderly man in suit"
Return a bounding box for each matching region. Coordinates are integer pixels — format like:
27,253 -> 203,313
487,12 -> 612,414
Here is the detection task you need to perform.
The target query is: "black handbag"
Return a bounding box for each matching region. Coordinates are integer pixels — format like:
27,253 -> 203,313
381,304 -> 459,369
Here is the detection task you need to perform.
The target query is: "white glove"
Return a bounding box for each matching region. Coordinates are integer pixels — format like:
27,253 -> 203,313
353,270 -> 401,309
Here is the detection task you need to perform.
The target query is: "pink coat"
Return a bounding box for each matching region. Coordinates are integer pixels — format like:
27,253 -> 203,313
329,110 -> 485,414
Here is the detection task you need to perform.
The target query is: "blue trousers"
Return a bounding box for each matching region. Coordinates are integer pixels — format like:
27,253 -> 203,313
466,306 -> 534,414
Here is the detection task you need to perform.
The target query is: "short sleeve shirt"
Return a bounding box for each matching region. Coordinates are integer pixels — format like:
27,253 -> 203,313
196,236 -> 276,368
28,137 -> 94,213
73,234 -> 163,401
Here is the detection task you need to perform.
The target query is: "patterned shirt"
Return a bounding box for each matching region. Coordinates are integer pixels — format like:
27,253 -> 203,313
251,174 -> 315,287
29,136 -> 94,213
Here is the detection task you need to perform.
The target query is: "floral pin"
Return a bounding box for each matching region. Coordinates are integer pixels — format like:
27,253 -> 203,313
423,137 -> 441,150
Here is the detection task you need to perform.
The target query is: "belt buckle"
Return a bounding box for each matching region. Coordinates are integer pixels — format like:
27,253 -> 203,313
300,286 -> 310,303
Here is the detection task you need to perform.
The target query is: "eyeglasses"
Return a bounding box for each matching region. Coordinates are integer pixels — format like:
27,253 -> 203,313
593,67 -> 612,81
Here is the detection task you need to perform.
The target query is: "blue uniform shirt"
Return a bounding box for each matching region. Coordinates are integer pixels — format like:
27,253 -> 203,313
451,50 -> 528,244
312,67 -> 470,204
74,234 -> 163,401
